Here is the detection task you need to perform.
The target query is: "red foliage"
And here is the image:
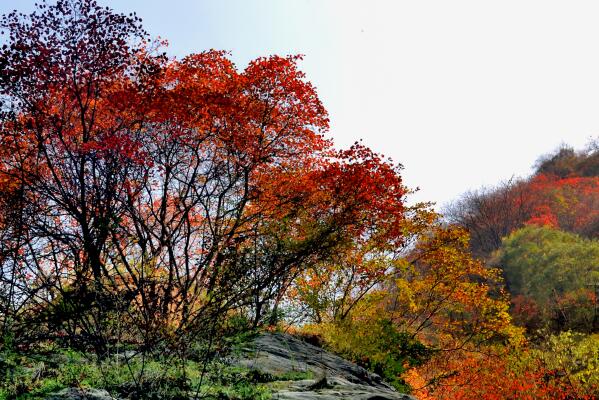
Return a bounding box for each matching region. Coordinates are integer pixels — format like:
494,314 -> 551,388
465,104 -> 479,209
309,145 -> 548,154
0,0 -> 410,342
524,174 -> 599,235
510,295 -> 543,331
408,352 -> 593,400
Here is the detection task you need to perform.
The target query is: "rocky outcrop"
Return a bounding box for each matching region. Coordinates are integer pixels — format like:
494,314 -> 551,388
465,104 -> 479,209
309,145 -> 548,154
45,333 -> 415,399
238,333 -> 415,400
46,388 -> 115,400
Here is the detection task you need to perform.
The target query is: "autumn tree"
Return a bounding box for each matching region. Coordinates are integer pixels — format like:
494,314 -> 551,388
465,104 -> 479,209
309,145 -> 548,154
0,0 -> 417,364
297,219 -> 520,392
0,153 -> 26,339
497,226 -> 599,333
524,174 -> 599,236
444,179 -> 538,258
535,142 -> 599,178
390,225 -> 514,345
406,348 -> 592,400
289,153 -> 434,324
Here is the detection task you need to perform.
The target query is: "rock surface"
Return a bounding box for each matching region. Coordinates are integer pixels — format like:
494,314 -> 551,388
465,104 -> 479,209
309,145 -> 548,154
238,332 -> 415,400
45,388 -> 115,400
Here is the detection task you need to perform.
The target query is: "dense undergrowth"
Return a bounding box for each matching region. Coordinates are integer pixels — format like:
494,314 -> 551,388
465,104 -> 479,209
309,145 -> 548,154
0,329 -> 275,400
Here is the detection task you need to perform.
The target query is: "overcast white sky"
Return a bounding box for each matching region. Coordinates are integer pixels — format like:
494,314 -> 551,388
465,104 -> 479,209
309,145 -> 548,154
3,0 -> 599,209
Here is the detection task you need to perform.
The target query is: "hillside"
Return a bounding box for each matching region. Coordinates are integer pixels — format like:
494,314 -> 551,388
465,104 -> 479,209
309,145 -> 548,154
0,1 -> 598,399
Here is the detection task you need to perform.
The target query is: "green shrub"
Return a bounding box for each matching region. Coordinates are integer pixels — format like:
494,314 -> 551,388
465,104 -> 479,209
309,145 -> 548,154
305,318 -> 431,393
497,226 -> 599,333
533,331 -> 599,394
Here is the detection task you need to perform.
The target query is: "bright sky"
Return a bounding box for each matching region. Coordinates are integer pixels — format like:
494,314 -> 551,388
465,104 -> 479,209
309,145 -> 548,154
3,1 -> 599,209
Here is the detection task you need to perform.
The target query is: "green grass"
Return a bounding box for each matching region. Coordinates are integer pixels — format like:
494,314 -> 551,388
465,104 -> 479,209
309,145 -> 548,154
0,348 -> 273,400
275,370 -> 314,381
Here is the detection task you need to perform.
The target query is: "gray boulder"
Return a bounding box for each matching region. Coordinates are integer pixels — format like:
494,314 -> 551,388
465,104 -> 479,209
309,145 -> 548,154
45,388 -> 115,400
238,333 -> 415,400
